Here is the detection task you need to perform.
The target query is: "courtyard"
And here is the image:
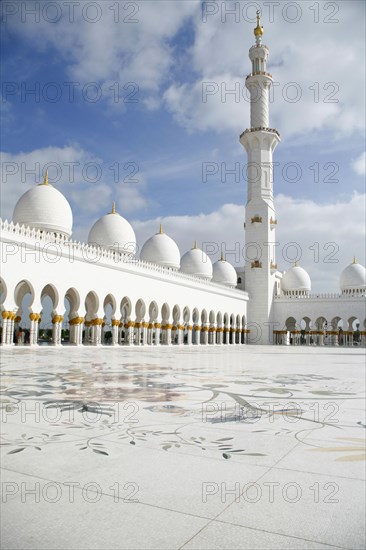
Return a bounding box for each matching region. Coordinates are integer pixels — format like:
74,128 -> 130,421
0,345 -> 365,549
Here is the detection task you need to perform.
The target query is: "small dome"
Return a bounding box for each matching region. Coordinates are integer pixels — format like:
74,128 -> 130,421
140,225 -> 180,269
13,173 -> 73,237
180,241 -> 213,280
340,259 -> 366,292
212,256 -> 237,287
282,263 -> 311,293
88,203 -> 136,255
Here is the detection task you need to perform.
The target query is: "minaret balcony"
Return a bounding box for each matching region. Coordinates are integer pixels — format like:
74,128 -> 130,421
251,216 -> 262,224
251,260 -> 262,268
270,217 -> 278,228
246,71 -> 272,79
240,128 -> 280,138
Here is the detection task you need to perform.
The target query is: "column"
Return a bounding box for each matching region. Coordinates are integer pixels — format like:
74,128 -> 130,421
163,324 -> 172,346
216,327 -> 223,345
208,326 -> 216,345
202,325 -> 209,345
177,324 -> 184,345
124,321 -> 135,345
360,331 -> 366,347
186,325 -> 193,346
1,312 -> 9,345
91,319 -> 103,346
111,320 -> 120,346
154,323 -> 161,345
29,313 -> 40,346
77,318 -> 84,345
318,331 -> 324,346
52,315 -> 63,346
135,322 -> 142,346
193,325 -> 201,345
147,323 -> 154,345
142,322 -> 148,345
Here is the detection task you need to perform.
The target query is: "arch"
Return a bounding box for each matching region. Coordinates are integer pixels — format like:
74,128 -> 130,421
40,284 -> 59,310
0,277 -> 7,305
103,293 -> 117,316
39,295 -> 53,339
209,310 -> 215,324
217,312 -> 223,327
64,287 -> 80,317
192,308 -> 200,324
149,301 -> 159,321
14,280 -> 35,309
331,316 -> 343,329
40,284 -> 59,339
120,296 -> 132,320
135,299 -> 146,321
161,302 -> 170,322
315,316 -> 327,331
285,317 -> 297,331
85,291 -> 99,320
183,307 -> 190,323
223,313 -> 229,344
201,309 -> 207,324
348,316 -> 360,331
172,305 -> 181,324
300,316 -> 311,330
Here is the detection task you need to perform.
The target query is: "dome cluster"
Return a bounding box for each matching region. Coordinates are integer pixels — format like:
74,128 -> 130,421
281,263 -> 311,296
13,173 -> 73,238
88,203 -> 136,255
11,180 -> 366,293
340,259 -> 366,295
11,181 -> 238,287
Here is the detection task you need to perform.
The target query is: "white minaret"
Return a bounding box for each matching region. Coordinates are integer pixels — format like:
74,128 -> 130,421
240,11 -> 280,344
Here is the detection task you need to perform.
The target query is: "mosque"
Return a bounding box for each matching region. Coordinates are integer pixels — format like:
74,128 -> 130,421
1,13 -> 365,347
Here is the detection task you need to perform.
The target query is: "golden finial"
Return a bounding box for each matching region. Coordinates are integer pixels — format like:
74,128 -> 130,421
111,202 -> 116,214
294,260 -> 298,267
159,223 -> 163,234
43,169 -> 49,185
221,252 -> 225,261
193,240 -> 198,249
353,256 -> 357,264
254,10 -> 264,38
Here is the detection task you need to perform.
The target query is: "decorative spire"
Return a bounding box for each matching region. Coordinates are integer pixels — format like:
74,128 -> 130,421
43,169 -> 49,185
221,252 -> 225,261
193,240 -> 198,249
353,256 -> 357,264
254,10 -> 264,45
111,202 -> 116,214
159,223 -> 163,234
294,260 -> 298,267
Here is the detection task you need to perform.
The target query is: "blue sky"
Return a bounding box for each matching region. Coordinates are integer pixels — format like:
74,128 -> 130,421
1,0 -> 365,291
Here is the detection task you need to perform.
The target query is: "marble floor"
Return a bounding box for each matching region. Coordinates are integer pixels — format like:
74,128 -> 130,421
0,345 -> 365,549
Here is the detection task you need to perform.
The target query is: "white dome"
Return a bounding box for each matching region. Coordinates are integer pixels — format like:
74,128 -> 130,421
340,260 -> 366,291
213,257 -> 237,287
282,264 -> 311,292
13,178 -> 73,237
88,204 -> 136,255
140,225 -> 180,269
180,242 -> 213,280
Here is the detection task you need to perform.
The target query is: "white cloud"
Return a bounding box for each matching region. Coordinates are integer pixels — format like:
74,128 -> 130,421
164,1 -> 365,138
0,144 -> 149,224
352,152 -> 366,176
5,1 -> 201,104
